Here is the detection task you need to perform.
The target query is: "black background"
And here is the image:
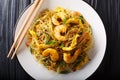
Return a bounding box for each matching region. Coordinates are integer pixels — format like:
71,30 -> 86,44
0,0 -> 120,80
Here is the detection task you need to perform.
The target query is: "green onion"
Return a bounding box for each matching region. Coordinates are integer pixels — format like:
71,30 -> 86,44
30,47 -> 33,54
60,42 -> 65,48
59,61 -> 65,66
73,56 -> 83,67
77,56 -> 83,61
79,16 -> 84,24
63,18 -> 67,25
89,25 -> 92,33
79,15 -> 83,18
59,70 -> 69,74
46,40 -> 56,45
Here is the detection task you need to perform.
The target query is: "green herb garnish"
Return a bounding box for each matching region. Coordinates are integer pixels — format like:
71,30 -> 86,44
30,47 -> 33,54
63,18 -> 67,25
59,61 -> 65,66
79,16 -> 84,24
46,40 -> 56,45
89,25 -> 92,34
60,42 -> 65,48
59,70 -> 69,74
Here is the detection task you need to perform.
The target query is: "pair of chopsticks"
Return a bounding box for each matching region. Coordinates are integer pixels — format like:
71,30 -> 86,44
7,0 -> 44,59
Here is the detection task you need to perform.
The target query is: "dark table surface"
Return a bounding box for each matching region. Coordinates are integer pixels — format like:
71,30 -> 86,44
0,0 -> 120,80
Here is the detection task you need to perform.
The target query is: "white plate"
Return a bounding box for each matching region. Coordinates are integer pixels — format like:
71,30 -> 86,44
15,0 -> 106,80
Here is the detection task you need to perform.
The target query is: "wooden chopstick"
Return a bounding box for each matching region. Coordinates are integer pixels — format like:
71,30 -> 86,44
7,0 -> 40,58
11,0 -> 44,59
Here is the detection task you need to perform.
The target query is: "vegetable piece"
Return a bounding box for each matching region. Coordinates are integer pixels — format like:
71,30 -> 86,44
88,25 -> 92,34
45,40 -> 56,45
63,18 -> 67,25
57,66 -> 69,74
60,42 -> 65,48
79,16 -> 84,24
30,47 -> 33,54
59,61 -> 65,66
59,70 -> 69,74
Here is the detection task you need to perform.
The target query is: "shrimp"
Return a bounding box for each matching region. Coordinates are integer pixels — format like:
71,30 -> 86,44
52,12 -> 67,25
54,25 -> 68,41
42,48 -> 59,61
63,49 -> 81,63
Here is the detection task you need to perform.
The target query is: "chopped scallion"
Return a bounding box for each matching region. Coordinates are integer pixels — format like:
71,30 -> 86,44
59,70 -> 69,74
46,40 -> 56,45
60,43 -> 65,48
79,16 -> 84,24
30,47 -> 33,54
59,61 -> 65,66
63,18 -> 67,25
